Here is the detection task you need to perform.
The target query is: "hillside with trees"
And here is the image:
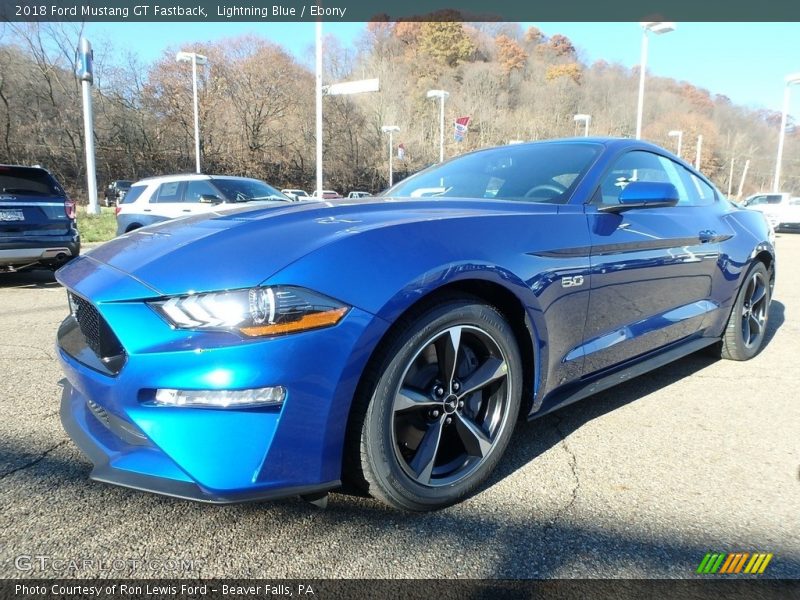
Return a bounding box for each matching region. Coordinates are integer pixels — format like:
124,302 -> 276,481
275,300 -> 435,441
0,21 -> 797,199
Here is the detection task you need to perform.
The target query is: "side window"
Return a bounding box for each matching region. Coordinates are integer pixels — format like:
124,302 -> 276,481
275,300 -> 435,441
154,181 -> 183,203
184,180 -> 219,203
747,195 -> 766,206
677,169 -> 716,206
596,151 -> 688,205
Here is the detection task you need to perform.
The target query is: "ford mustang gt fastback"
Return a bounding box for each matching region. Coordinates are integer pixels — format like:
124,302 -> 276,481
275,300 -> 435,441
56,139 -> 775,511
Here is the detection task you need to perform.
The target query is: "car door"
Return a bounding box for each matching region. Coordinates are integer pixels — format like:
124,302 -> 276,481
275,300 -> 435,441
583,150 -> 725,374
149,180 -> 187,221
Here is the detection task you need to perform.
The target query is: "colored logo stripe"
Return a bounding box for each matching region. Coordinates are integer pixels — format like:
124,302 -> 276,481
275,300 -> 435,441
698,552 -> 773,574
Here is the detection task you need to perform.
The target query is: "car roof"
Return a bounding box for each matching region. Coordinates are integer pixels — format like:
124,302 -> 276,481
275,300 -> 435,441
131,174 -> 264,186
0,164 -> 52,173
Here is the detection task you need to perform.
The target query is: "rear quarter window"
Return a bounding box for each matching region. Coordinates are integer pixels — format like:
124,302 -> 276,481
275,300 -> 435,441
120,185 -> 147,204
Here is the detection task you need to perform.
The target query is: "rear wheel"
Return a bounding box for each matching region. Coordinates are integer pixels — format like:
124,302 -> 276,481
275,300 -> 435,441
348,299 -> 522,511
720,261 -> 771,361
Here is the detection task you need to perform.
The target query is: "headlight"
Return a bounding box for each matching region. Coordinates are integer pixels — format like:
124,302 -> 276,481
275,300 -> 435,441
149,286 -> 349,337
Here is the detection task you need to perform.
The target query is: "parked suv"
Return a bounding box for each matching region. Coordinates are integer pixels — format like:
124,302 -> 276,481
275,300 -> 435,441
0,164 -> 79,271
280,189 -> 310,201
104,180 -> 132,207
743,192 -> 799,232
116,174 -> 290,236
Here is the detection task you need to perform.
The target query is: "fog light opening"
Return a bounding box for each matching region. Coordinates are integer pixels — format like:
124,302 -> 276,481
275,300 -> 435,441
152,386 -> 286,409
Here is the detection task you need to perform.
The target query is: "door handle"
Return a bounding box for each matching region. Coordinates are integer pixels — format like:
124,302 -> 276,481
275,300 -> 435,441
699,230 -> 716,243
143,209 -> 151,212
182,209 -> 191,212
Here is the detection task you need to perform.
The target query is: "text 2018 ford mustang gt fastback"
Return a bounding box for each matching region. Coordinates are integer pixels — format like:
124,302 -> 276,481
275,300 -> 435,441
56,139 -> 775,511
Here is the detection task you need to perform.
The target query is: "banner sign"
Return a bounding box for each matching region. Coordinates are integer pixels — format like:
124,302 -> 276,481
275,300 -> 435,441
454,116 -> 470,142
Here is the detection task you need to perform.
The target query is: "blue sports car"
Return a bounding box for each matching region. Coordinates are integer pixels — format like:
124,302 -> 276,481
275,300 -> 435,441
56,139 -> 775,511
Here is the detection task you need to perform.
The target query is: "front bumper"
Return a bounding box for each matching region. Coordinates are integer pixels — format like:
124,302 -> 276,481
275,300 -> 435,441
59,383 -> 339,503
55,257 -> 387,504
776,221 -> 800,232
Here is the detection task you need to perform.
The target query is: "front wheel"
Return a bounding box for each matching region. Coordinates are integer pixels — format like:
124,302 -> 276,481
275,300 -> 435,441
349,299 -> 523,511
720,261 -> 771,361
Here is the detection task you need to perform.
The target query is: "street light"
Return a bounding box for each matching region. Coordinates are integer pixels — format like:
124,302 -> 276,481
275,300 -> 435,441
574,114 -> 591,137
773,72 -> 800,192
635,22 -> 675,140
668,129 -> 683,157
176,51 -> 208,174
427,89 -> 450,162
381,125 -> 400,187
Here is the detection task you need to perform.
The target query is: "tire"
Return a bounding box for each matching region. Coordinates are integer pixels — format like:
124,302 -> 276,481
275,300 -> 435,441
347,298 -> 523,511
720,261 -> 771,361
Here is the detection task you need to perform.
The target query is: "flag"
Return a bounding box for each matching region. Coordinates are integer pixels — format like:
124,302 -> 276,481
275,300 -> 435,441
454,116 -> 471,142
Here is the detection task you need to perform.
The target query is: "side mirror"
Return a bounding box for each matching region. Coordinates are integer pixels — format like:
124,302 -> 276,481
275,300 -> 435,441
599,181 -> 679,213
199,194 -> 222,204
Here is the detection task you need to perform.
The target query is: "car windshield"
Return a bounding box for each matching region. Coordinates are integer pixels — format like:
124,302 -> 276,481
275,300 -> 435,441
386,142 -> 601,203
0,166 -> 64,198
212,178 -> 290,202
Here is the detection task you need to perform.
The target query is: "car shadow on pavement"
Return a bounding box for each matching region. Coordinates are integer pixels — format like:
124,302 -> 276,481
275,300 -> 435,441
0,269 -> 60,289
489,298 -> 786,490
762,299 -> 785,347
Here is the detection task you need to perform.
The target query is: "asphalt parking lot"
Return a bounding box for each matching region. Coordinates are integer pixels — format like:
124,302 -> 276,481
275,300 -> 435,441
1,237 -> 798,580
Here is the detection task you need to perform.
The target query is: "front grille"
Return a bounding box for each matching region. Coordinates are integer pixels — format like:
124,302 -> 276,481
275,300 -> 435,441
69,292 -> 124,360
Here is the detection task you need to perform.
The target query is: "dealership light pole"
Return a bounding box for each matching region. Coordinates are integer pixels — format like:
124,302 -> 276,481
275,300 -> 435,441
635,22 -> 675,140
773,72 -> 800,192
315,22 -> 323,197
695,134 -> 703,170
573,114 -> 591,137
76,38 -> 99,215
313,23 -> 379,197
427,89 -> 449,162
176,51 -> 207,174
668,129 -> 683,157
381,125 -> 400,187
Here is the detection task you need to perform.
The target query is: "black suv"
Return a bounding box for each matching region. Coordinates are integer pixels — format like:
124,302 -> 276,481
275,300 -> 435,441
104,180 -> 132,207
0,165 -> 80,272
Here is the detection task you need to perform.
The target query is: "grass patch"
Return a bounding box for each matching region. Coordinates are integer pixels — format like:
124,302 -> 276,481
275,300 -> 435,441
77,206 -> 117,243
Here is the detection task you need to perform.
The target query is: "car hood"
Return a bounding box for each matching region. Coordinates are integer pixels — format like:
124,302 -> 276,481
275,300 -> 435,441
78,198 -> 538,297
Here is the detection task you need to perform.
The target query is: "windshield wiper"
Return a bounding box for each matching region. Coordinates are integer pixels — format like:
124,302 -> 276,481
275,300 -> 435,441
250,195 -> 292,202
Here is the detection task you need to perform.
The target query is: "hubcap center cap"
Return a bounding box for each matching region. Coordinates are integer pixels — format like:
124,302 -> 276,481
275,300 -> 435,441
443,394 -> 459,414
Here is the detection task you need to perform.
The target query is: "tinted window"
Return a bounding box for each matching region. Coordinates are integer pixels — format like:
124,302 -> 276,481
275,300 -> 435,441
154,181 -> 183,203
387,142 -> 602,203
0,166 -> 64,198
212,178 -> 289,202
121,184 -> 147,204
